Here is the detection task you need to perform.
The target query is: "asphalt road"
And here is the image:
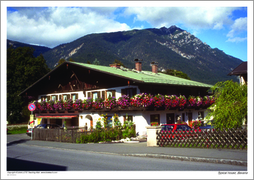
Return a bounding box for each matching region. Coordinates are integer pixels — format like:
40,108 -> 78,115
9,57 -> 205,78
7,141 -> 247,172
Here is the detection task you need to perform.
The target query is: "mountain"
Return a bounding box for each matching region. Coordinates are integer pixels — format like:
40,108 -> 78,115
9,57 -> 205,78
9,26 -> 242,85
42,26 -> 242,84
7,39 -> 51,57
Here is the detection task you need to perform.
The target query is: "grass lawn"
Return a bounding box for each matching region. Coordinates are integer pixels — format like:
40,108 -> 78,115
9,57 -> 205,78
7,127 -> 27,135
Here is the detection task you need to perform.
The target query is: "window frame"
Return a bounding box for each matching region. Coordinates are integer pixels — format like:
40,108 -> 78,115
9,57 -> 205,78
124,115 -> 133,122
150,114 -> 160,125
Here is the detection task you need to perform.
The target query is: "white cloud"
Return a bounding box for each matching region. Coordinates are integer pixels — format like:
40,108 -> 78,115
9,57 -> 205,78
226,37 -> 247,43
227,17 -> 247,38
7,7 -> 130,48
213,22 -> 224,30
7,6 -> 247,48
124,7 -> 237,29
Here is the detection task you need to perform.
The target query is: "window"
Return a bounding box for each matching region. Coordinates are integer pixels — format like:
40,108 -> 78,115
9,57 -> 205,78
63,94 -> 70,101
107,91 -> 113,98
166,113 -> 175,124
93,92 -> 98,100
63,95 -> 66,100
198,111 -> 204,120
41,96 -> 50,102
107,116 -> 113,128
121,88 -> 137,98
182,113 -> 185,122
101,90 -> 116,100
72,93 -> 78,101
51,95 -> 58,101
150,114 -> 160,125
124,114 -> 133,122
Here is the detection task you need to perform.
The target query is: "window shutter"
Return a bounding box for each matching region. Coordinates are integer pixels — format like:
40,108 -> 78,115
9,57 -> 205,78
102,91 -> 105,100
88,92 -> 92,98
67,94 -> 70,100
97,91 -> 101,99
132,88 -> 137,97
76,93 -> 78,99
112,90 -> 116,98
47,96 -> 50,102
121,89 -> 127,96
56,95 -> 58,101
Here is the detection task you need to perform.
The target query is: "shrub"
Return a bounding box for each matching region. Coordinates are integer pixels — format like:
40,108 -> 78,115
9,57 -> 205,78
95,121 -> 102,130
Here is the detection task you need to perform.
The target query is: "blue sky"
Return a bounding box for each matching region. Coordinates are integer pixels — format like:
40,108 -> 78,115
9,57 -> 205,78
3,1 -> 252,62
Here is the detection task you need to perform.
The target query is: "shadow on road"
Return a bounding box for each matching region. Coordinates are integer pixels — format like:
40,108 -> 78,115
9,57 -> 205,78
7,139 -> 31,147
7,157 -> 67,171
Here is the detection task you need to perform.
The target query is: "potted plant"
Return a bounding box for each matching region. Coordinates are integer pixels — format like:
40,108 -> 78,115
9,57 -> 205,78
73,99 -> 83,111
187,95 -> 196,108
92,98 -> 104,110
165,95 -> 179,110
153,94 -> 164,109
142,93 -> 153,108
178,95 -> 187,110
47,100 -> 55,111
40,100 -> 48,111
54,99 -> 64,111
63,99 -> 73,111
151,122 -> 159,126
104,96 -> 117,109
130,94 -> 143,108
82,98 -> 93,110
196,96 -> 203,109
117,95 -> 130,109
190,120 -> 201,129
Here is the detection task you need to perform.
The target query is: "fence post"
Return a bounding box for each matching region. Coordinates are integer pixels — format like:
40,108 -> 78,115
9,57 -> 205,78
146,126 -> 161,147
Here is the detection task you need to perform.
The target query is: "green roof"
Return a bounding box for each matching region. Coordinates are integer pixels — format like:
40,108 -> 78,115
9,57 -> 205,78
71,62 -> 212,88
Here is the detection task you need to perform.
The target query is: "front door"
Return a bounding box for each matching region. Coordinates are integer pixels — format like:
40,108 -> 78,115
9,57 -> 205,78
188,113 -> 192,126
166,113 -> 175,124
90,119 -> 93,130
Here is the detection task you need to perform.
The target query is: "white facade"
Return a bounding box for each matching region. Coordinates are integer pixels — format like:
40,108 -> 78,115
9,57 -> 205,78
71,109 -> 209,137
35,85 -> 211,137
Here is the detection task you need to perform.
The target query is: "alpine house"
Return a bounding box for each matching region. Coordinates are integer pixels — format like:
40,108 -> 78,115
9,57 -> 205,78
19,59 -> 214,137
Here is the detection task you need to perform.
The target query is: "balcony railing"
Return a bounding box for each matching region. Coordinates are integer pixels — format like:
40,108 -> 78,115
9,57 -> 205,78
33,94 -> 214,113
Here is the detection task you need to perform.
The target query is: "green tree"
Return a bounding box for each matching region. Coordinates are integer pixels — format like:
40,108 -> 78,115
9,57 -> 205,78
163,69 -> 191,80
113,59 -> 125,67
206,80 -> 247,130
7,46 -> 50,124
93,58 -> 100,65
56,58 -> 66,67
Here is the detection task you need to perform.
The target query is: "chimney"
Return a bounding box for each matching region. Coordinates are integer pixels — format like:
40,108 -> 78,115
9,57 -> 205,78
134,59 -> 142,72
151,61 -> 158,74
